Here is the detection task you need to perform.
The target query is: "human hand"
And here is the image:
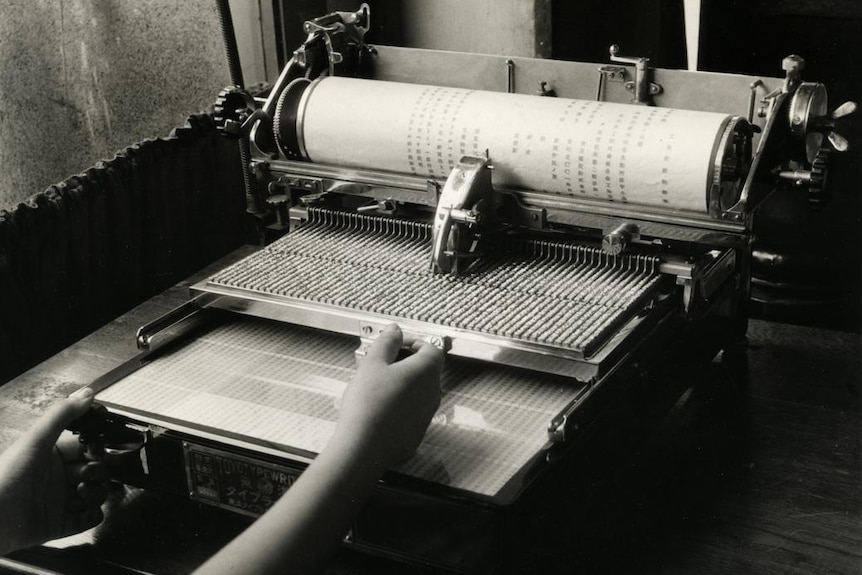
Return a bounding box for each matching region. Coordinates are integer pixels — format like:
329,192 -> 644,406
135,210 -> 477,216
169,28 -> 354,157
0,388 -> 109,556
332,324 -> 444,469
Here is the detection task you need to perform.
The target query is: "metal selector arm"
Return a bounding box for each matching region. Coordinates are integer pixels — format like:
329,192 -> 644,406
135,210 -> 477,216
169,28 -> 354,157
609,44 -> 662,105
431,156 -> 496,275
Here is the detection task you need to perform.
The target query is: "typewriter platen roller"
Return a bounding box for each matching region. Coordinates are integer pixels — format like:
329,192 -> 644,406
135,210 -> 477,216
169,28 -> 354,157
77,4 -> 855,573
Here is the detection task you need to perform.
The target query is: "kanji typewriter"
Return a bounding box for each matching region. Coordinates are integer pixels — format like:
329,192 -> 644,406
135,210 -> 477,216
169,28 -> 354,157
71,5 -> 855,572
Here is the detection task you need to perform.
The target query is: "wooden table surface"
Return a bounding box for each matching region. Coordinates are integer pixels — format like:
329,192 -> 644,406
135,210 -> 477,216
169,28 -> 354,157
1,250 -> 859,574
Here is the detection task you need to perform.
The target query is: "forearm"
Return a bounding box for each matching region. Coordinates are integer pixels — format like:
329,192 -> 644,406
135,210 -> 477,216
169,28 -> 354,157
0,489 -> 21,556
193,435 -> 385,575
0,443 -> 37,556
193,325 -> 442,574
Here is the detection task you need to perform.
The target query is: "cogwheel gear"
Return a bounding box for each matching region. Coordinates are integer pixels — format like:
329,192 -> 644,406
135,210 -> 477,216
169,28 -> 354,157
213,86 -> 257,139
807,148 -> 830,207
273,78 -> 312,160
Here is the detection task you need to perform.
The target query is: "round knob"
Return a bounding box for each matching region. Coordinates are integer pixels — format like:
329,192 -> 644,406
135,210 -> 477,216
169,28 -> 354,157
266,194 -> 290,228
782,55 -> 805,72
602,233 -> 627,256
602,223 -> 639,256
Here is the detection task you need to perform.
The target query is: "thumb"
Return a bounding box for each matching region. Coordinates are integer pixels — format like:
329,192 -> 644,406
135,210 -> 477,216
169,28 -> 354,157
363,324 -> 403,365
25,388 -> 95,450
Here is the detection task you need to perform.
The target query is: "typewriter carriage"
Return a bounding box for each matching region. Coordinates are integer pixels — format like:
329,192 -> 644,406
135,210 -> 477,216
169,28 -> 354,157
207,3 -> 854,354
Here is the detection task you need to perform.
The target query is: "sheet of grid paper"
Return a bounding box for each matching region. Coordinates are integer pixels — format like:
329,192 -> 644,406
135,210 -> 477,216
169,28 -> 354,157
97,318 -> 585,497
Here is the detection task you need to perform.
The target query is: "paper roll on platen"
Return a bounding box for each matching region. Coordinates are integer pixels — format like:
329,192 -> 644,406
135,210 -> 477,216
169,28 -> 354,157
295,77 -> 735,213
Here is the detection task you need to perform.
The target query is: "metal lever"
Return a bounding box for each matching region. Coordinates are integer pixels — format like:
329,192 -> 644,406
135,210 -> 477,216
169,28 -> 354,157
357,199 -> 397,215
608,44 -> 662,105
135,294 -> 216,351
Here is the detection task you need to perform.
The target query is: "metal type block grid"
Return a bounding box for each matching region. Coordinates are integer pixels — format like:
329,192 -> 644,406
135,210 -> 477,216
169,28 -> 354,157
208,208 -> 664,356
97,318 -> 585,497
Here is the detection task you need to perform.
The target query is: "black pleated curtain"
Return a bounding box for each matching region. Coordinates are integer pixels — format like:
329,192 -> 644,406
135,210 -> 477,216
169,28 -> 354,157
0,114 -> 246,384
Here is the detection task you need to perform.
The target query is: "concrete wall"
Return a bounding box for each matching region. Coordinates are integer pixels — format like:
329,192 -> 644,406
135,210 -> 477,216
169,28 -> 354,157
398,0 -> 551,58
0,0 -> 232,209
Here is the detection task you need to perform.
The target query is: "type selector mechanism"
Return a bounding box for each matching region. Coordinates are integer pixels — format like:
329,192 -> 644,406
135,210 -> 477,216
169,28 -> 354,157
431,155 -> 498,275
